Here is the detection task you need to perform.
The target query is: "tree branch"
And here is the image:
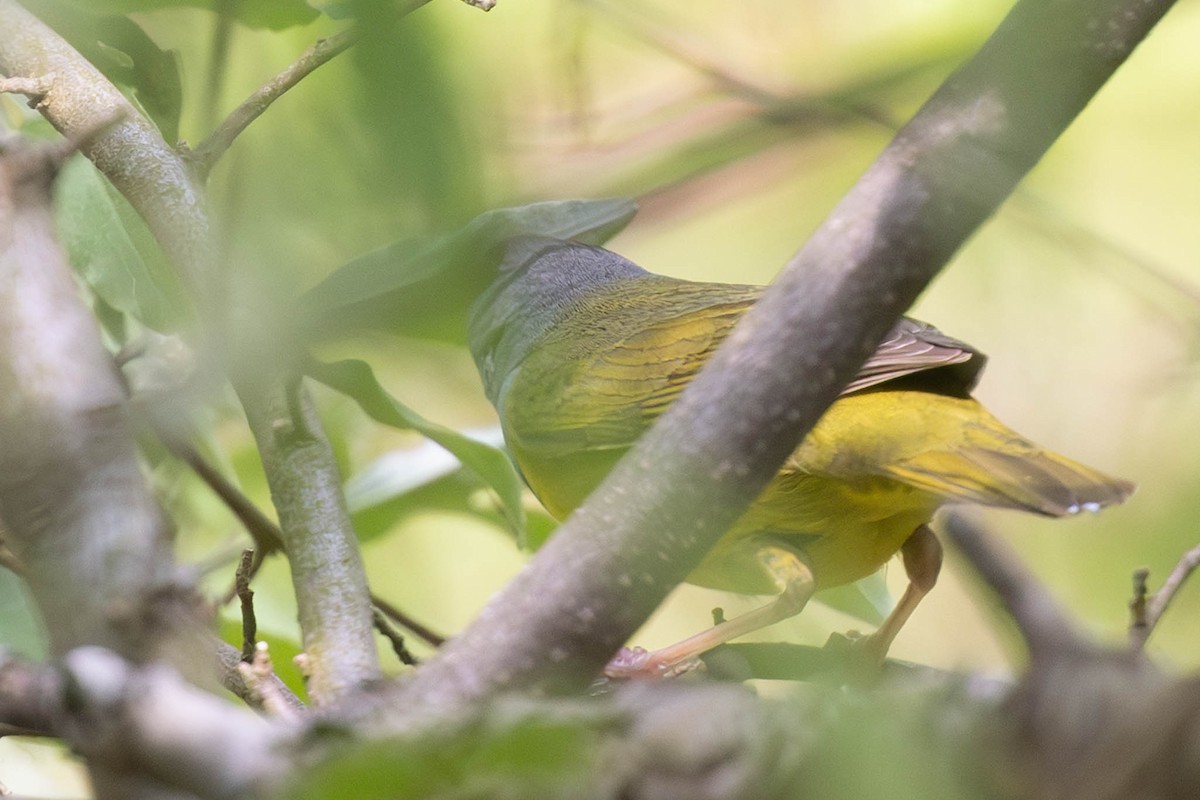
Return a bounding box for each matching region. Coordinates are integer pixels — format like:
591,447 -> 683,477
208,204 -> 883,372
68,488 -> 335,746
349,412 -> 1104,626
370,0 -> 1177,717
238,376 -> 381,705
943,513 -> 1085,659
158,429 -> 445,647
0,0 -> 216,315
0,137 -> 207,669
0,647 -> 291,799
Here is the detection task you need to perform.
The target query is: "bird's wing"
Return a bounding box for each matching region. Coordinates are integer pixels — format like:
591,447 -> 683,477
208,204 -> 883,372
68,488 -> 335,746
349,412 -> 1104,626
504,286 -> 758,456
846,318 -> 985,395
508,292 -> 984,456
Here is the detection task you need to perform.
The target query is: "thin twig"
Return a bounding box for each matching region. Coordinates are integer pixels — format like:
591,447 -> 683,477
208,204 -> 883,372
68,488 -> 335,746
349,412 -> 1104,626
574,0 -> 891,126
1131,542 -> 1200,650
0,74 -> 51,102
372,609 -> 419,667
370,593 -> 446,649
191,28 -> 359,175
164,436 -> 285,557
215,639 -> 305,714
1128,566 -> 1150,648
236,549 -> 258,662
1146,542 -> 1200,623
158,426 -> 448,648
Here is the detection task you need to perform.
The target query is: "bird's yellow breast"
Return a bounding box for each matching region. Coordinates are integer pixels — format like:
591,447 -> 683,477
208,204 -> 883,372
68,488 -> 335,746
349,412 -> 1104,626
508,390 -> 948,596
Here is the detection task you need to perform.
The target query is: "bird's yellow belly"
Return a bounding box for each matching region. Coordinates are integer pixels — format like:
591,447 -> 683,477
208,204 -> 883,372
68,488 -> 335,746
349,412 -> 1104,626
511,439 -> 940,597
688,473 -> 938,594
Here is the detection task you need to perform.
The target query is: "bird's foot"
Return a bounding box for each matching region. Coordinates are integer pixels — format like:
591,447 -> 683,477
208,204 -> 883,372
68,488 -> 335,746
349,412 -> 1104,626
602,646 -> 705,680
823,629 -> 890,678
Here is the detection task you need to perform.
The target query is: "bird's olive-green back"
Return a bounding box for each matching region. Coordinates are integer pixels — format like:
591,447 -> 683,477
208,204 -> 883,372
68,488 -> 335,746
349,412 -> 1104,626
466,236 -> 1134,593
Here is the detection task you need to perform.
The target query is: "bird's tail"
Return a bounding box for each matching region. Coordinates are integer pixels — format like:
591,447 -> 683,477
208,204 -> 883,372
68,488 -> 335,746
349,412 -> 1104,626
877,397 -> 1135,517
889,446 -> 1134,517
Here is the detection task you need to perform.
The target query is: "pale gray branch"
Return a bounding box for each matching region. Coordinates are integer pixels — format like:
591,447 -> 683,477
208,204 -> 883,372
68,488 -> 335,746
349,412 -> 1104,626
238,377 -> 381,705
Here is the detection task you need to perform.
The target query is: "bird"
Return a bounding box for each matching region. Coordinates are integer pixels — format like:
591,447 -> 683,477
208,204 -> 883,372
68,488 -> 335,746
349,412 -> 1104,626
467,235 -> 1135,677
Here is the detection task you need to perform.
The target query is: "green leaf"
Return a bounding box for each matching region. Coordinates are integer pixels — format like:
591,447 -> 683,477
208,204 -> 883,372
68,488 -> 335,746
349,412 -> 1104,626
300,198 -> 638,345
55,157 -> 188,331
346,425 -> 503,509
282,704 -> 607,800
345,432 -> 558,549
0,569 -> 47,660
348,4 -> 484,226
22,0 -> 183,140
39,0 -> 318,30
309,359 -> 526,542
814,571 -> 893,626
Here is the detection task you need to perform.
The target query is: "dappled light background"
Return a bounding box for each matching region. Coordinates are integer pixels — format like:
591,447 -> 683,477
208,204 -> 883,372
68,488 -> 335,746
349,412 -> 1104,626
3,1 -> 1200,788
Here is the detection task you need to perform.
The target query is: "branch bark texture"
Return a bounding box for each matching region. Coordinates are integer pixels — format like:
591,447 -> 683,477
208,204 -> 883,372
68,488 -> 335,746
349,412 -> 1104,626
239,377 -> 381,705
0,0 -> 215,313
0,141 -> 206,669
377,0 -> 1177,715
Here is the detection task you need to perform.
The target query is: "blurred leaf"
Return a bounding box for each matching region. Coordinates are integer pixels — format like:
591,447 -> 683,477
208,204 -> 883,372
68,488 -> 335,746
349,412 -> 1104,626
308,359 -> 526,541
815,572 -> 893,626
347,2 -> 481,225
22,0 -> 183,140
39,0 -> 318,30
55,157 -> 189,332
346,433 -> 558,549
300,198 -> 638,344
283,705 -> 607,800
0,569 -> 47,660
346,425 -> 504,509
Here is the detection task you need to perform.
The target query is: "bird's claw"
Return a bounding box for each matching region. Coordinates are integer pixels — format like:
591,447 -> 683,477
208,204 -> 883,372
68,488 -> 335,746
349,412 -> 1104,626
603,646 -> 705,680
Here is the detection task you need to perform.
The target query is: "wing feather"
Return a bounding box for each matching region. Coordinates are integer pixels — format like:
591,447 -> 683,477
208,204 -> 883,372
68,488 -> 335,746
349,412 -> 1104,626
506,280 -> 986,457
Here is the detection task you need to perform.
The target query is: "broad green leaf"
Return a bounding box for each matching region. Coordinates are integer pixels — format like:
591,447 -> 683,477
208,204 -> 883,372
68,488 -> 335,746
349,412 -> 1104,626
42,0 -> 318,30
300,198 -> 638,345
308,359 -> 526,542
21,0 -> 183,141
348,3 -> 484,225
55,158 -> 188,332
0,569 -> 47,660
815,572 -> 893,626
282,706 -> 606,800
346,425 -> 503,509
346,433 -> 558,549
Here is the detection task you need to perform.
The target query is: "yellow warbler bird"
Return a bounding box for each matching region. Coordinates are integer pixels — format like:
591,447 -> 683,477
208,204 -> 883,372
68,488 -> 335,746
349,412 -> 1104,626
468,236 -> 1134,676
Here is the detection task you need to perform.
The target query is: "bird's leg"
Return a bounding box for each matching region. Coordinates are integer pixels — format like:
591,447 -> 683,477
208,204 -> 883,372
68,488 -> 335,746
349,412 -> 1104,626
605,545 -> 815,679
856,523 -> 942,661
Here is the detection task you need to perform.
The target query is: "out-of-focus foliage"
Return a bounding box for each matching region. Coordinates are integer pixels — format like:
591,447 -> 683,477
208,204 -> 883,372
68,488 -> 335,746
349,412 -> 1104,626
55,158 -> 189,331
309,358 -> 527,539
300,198 -> 637,343
45,0 -> 318,30
284,682 -> 983,800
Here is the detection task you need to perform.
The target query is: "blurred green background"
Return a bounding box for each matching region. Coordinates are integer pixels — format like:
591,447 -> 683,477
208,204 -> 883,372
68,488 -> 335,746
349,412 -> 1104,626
3,0 -> 1200,793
